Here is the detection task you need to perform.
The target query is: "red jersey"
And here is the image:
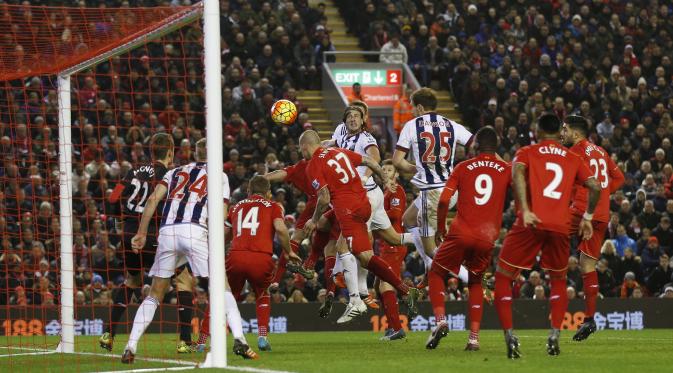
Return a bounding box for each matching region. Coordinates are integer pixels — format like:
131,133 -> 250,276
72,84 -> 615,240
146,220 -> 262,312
306,147 -> 368,209
570,139 -> 625,223
437,153 -> 511,243
513,140 -> 593,234
379,184 -> 406,251
284,160 -> 316,199
229,194 -> 284,254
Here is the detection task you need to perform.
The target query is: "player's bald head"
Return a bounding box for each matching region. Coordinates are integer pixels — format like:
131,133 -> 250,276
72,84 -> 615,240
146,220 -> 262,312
299,130 -> 320,145
299,130 -> 321,159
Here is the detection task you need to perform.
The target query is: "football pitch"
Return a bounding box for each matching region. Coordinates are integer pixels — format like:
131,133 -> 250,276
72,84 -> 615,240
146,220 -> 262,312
1,330 -> 670,372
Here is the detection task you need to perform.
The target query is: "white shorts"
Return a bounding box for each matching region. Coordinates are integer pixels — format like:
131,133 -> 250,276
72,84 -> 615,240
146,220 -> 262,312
150,224 -> 209,278
367,187 -> 392,232
413,188 -> 457,237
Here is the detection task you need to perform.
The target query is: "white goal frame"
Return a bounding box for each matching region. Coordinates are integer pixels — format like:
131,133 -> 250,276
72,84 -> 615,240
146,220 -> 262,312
52,1 -> 228,368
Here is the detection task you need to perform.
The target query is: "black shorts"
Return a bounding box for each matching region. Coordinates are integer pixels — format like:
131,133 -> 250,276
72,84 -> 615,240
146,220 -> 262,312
122,222 -> 158,277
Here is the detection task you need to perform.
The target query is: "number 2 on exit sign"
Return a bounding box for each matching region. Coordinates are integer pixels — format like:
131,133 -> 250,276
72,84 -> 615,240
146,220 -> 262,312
387,70 -> 401,85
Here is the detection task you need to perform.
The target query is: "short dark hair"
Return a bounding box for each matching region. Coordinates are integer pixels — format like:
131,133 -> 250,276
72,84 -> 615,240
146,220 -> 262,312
353,82 -> 361,88
411,88 -> 437,110
564,115 -> 589,136
475,126 -> 498,150
248,175 -> 270,195
537,113 -> 562,134
382,159 -> 394,166
150,133 -> 173,160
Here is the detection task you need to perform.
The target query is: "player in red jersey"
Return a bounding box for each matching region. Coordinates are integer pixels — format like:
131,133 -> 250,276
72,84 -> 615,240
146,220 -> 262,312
264,160 -> 318,284
377,159 -> 408,341
561,115 -> 625,341
196,176 -> 300,353
299,130 -> 421,323
426,127 -> 512,351
494,114 -> 601,358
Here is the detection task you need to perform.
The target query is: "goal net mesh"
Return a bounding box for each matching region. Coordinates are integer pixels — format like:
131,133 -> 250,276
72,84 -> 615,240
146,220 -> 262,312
0,2 -> 209,369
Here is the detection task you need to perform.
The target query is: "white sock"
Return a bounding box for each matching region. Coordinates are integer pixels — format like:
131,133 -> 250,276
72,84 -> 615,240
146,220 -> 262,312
357,266 -> 369,297
333,253 -> 344,274
458,265 -> 469,284
225,291 -> 246,343
410,227 -> 433,270
339,252 -> 361,301
125,296 -> 159,354
401,233 -> 414,245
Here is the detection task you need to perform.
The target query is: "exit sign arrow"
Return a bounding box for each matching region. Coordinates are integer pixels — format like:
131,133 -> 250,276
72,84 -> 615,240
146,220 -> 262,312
374,70 -> 384,84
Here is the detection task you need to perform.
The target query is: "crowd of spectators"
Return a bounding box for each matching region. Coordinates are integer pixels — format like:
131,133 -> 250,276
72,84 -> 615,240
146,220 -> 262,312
1,1 -> 672,308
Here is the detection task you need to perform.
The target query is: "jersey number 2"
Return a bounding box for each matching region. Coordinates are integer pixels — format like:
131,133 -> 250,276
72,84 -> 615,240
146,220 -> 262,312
327,152 -> 357,183
237,206 -> 260,236
420,132 -> 451,163
543,162 -> 563,200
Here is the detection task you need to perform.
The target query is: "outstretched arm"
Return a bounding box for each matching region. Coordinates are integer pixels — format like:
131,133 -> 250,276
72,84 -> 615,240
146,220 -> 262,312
273,218 -> 301,262
264,169 -> 288,183
132,183 -> 167,252
305,187 -> 330,237
361,156 -> 388,186
392,149 -> 416,174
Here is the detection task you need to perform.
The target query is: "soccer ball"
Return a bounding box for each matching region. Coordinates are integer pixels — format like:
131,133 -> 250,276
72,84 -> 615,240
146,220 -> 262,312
271,99 -> 298,125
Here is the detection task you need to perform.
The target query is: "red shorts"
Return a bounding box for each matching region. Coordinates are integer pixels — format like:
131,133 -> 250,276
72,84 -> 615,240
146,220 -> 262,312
295,197 -> 317,230
335,203 -> 371,255
498,224 -> 570,272
432,234 -> 493,278
227,251 -> 275,299
380,246 -> 407,277
569,213 -> 609,260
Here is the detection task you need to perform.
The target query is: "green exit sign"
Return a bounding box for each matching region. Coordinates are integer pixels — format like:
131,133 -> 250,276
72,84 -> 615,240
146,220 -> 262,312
333,69 -> 402,87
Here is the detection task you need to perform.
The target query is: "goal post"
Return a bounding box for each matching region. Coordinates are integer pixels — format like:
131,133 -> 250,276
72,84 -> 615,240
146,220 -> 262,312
201,0 -> 226,368
0,1 -> 231,368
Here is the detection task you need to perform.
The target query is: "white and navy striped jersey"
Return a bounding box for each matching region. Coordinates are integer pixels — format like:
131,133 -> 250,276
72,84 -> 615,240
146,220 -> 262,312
160,162 -> 230,229
396,113 -> 473,189
332,122 -> 378,190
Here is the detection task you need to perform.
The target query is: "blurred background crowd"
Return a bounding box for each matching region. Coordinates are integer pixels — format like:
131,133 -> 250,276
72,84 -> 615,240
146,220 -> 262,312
0,0 -> 672,307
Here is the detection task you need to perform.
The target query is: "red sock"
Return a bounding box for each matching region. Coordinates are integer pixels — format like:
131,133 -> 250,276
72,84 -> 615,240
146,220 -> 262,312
582,271 -> 598,318
381,290 -> 402,330
549,277 -> 568,329
324,256 -> 336,294
468,282 -> 484,335
366,256 -> 409,295
312,230 -> 330,258
256,294 -> 270,337
272,240 -> 300,283
494,272 -> 513,330
198,307 -> 210,344
428,271 -> 446,323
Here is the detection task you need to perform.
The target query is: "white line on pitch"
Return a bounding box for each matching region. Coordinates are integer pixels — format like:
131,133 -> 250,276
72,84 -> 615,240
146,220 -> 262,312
97,367 -> 196,373
0,351 -> 58,357
516,335 -> 673,341
0,346 -> 196,367
225,367 -> 298,373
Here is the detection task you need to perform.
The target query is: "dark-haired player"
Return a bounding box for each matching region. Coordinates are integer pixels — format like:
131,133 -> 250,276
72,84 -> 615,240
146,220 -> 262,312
392,88 -> 473,276
561,115 -> 625,341
426,126 -> 511,351
494,113 -> 601,358
101,133 -> 195,353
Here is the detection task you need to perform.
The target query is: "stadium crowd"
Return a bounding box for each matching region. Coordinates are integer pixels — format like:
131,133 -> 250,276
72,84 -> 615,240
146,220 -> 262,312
0,0 -> 672,308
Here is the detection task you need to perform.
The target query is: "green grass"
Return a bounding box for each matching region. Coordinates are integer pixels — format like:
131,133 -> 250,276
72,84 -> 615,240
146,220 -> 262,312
1,330 -> 671,372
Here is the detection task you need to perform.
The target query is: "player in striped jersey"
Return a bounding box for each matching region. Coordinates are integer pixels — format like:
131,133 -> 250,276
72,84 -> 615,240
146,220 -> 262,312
100,133 -> 197,353
392,88 -> 473,273
122,139 -> 256,363
324,104 -> 414,313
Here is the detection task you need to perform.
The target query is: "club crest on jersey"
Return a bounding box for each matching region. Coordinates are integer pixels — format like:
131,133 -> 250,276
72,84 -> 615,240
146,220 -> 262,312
312,179 -> 321,190
391,198 -> 401,206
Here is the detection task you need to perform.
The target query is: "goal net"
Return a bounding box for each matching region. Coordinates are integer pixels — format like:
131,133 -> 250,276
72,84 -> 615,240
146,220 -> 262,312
0,1 -> 229,370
